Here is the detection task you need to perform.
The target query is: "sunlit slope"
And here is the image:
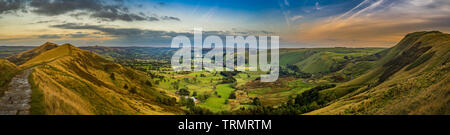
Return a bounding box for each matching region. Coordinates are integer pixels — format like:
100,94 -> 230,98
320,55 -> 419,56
309,31 -> 450,115
0,59 -> 19,96
7,42 -> 58,65
28,44 -> 182,115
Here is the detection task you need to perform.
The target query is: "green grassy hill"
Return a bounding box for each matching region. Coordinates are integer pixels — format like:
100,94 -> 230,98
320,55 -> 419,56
23,43 -> 182,115
309,31 -> 450,115
280,48 -> 384,74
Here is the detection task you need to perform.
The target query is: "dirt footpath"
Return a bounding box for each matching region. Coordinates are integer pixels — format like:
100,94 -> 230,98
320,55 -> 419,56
0,69 -> 33,115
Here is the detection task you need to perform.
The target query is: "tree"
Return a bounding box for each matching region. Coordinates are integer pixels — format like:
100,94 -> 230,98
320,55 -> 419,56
186,98 -> 195,109
229,92 -> 236,99
173,82 -> 179,90
123,84 -> 129,89
110,73 -> 116,80
253,97 -> 262,106
178,88 -> 190,96
145,80 -> 152,86
129,86 -> 137,94
192,91 -> 197,97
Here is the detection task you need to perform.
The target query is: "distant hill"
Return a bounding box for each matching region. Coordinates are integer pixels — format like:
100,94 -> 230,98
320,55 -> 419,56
22,43 -> 182,114
309,31 -> 450,115
80,46 -> 178,61
0,46 -> 35,58
7,42 -> 58,65
280,48 -> 384,74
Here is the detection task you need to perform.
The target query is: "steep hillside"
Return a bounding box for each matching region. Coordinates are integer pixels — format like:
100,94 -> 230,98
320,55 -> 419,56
296,51 -> 344,73
0,59 -> 19,97
309,31 -> 450,115
26,44 -> 182,115
279,48 -> 384,74
7,42 -> 58,65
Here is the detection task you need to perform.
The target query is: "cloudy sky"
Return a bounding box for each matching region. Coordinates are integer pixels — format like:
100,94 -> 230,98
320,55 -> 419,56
0,0 -> 449,47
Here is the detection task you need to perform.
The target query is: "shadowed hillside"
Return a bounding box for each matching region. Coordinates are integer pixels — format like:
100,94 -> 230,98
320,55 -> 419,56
22,43 -> 182,115
309,31 -> 450,115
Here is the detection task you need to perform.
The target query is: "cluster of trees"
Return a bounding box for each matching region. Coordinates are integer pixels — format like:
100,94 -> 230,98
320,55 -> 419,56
180,97 -> 195,109
148,72 -> 165,80
186,106 -> 214,115
294,84 -> 336,106
280,64 -> 312,78
171,81 -> 181,90
177,88 -> 190,96
196,93 -> 210,101
156,96 -> 177,106
220,71 -> 239,84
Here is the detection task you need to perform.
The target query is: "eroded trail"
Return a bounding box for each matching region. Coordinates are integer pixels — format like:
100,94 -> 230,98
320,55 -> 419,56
0,69 -> 33,115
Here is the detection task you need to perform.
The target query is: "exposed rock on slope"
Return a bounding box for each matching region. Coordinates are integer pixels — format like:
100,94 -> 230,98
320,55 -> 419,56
0,69 -> 33,115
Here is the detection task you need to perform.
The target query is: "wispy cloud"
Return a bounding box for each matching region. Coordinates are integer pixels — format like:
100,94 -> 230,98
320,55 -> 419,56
284,0 -> 289,6
289,15 -> 303,21
290,0 -> 450,47
0,0 -> 181,22
315,2 -> 321,10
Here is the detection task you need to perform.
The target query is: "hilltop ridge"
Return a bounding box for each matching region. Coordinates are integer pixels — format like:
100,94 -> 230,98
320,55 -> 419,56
16,42 -> 183,115
7,42 -> 58,65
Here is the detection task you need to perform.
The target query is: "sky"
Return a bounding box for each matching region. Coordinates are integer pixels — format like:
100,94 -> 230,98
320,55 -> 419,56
0,0 -> 449,48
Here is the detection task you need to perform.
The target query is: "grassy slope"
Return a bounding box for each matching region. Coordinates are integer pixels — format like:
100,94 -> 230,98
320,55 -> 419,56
280,48 -> 383,74
26,44 -> 182,115
7,42 -> 58,65
0,59 -> 19,97
279,49 -> 315,66
309,31 -> 450,115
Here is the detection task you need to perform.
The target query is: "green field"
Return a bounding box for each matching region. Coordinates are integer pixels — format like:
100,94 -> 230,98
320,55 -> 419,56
197,84 -> 234,112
